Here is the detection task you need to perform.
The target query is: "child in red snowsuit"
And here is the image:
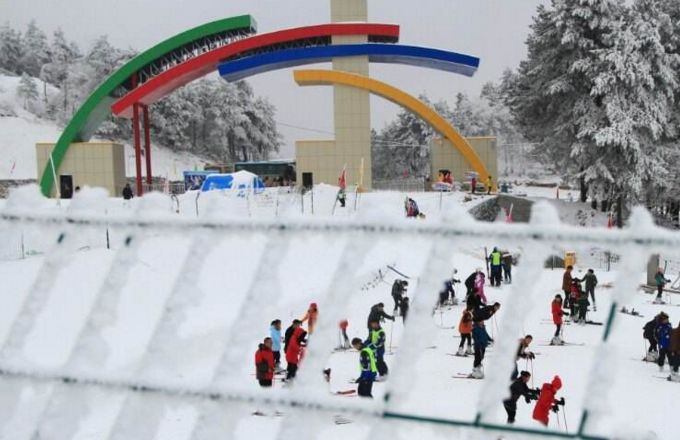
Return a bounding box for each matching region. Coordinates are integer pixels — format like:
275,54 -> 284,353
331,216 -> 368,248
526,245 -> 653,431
254,337 -> 275,387
533,375 -> 563,426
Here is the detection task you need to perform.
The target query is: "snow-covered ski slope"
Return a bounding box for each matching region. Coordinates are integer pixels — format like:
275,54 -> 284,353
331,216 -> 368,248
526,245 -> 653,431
0,184 -> 678,440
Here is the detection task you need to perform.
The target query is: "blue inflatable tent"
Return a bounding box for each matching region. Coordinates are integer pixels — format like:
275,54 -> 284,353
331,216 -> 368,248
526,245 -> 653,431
200,170 -> 265,194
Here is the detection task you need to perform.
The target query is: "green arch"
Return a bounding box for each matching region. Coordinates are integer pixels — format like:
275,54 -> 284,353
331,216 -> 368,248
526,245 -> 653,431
39,14 -> 257,196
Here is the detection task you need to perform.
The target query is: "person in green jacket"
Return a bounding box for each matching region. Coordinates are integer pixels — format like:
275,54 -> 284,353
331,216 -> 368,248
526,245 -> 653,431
489,247 -> 503,287
655,268 -> 670,304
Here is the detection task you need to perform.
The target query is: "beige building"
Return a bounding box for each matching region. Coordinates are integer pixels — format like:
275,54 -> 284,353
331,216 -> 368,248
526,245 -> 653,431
36,142 -> 127,198
430,136 -> 498,185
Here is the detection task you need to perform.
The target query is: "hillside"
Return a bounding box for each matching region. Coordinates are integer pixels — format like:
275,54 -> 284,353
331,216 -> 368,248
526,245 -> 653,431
0,73 -> 211,181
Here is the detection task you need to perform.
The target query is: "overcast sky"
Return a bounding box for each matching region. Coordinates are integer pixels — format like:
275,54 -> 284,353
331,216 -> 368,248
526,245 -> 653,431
2,0 -> 547,157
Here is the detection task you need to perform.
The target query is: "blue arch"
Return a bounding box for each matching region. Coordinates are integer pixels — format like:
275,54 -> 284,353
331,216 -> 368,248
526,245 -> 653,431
217,44 -> 480,81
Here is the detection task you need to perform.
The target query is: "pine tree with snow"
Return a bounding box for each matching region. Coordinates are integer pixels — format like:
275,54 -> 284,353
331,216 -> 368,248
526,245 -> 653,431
19,20 -> 50,78
0,22 -> 23,74
17,73 -> 39,109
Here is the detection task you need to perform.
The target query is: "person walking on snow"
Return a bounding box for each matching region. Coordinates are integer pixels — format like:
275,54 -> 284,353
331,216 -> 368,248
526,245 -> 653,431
470,320 -> 491,379
399,296 -> 410,322
551,295 -> 567,345
562,266 -> 574,312
502,252 -> 513,284
457,304 -> 474,356
254,337 -> 275,387
532,376 -> 564,427
655,268 -> 670,304
503,371 -> 536,424
512,335 -> 535,380
475,271 -> 488,304
575,281 -> 590,325
582,269 -> 598,310
352,338 -> 377,398
301,302 -> 318,334
366,319 -> 389,378
270,319 -> 282,369
391,279 -> 406,313
656,312 -> 672,371
284,319 -> 301,354
488,247 -> 502,287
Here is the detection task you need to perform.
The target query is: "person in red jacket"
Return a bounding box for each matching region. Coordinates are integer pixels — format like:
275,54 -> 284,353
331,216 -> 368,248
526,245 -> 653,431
254,337 -> 275,387
551,295 -> 567,345
285,325 -> 307,381
532,375 -> 564,426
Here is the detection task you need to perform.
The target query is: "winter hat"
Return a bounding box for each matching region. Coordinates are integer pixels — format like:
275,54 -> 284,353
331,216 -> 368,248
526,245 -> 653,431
310,302 -> 317,309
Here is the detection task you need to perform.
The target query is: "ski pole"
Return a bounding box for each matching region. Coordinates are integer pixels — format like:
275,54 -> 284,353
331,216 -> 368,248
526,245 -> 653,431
562,402 -> 569,433
389,320 -> 394,354
529,358 -> 535,388
493,315 -> 499,336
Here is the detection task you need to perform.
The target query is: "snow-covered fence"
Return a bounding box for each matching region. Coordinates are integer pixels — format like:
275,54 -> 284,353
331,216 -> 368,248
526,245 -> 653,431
0,186 -> 673,440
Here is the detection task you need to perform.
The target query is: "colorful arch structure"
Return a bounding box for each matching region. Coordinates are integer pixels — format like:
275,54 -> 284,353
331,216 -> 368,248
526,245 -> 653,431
39,15 -> 258,196
218,44 -> 480,82
111,23 -> 400,118
293,69 -> 491,181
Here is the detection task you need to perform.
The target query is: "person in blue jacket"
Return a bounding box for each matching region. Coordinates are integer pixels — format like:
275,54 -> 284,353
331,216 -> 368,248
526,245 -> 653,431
366,319 -> 388,378
471,320 -> 491,379
352,337 -> 378,397
656,312 -> 672,371
270,319 -> 282,369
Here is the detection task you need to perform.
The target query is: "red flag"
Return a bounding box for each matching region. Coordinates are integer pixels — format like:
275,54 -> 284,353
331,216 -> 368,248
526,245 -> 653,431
607,213 -> 614,229
338,166 -> 346,190
505,204 -> 514,223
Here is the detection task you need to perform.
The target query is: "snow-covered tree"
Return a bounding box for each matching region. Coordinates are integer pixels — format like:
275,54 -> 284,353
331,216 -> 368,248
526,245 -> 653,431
17,73 -> 39,109
19,20 -> 50,77
0,23 -> 23,74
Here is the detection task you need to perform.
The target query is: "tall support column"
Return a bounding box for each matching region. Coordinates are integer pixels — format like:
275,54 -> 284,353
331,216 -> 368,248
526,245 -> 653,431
330,0 -> 372,190
132,103 -> 143,196
142,105 -> 152,186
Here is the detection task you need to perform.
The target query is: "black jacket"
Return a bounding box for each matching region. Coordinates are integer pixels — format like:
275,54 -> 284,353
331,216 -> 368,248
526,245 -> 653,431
643,319 -> 658,339
391,281 -> 404,299
367,305 -> 394,327
122,186 -> 133,200
473,304 -> 497,322
284,325 -> 295,352
583,273 -> 598,290
465,272 -> 477,289
504,378 -> 530,405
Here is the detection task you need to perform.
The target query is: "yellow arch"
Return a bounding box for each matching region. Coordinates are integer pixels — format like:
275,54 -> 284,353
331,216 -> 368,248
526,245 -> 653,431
293,69 -> 491,185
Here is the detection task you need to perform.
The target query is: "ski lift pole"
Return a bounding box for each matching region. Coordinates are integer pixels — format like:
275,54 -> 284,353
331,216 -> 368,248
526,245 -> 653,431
388,319 -> 394,354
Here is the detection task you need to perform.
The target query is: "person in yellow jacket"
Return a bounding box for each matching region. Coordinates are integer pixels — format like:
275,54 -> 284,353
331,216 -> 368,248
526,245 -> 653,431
487,175 -> 493,194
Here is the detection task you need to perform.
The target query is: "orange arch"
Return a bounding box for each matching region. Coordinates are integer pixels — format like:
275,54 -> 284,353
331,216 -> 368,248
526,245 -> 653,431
293,69 -> 491,183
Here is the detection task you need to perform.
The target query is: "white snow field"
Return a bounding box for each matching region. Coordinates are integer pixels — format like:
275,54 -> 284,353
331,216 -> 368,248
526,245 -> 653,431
0,184 -> 678,440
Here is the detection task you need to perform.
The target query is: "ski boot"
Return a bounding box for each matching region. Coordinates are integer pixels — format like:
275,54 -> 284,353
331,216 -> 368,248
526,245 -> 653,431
456,347 -> 465,356
469,366 -> 484,379
465,346 -> 474,356
644,351 -> 658,362
653,297 -> 665,304
669,371 -> 680,382
551,336 -> 564,346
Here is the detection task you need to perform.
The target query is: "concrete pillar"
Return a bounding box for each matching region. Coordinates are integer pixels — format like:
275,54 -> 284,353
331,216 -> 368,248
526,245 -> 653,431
330,0 -> 372,190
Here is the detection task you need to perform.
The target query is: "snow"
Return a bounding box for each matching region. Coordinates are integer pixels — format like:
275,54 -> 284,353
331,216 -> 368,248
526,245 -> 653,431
0,185 -> 678,440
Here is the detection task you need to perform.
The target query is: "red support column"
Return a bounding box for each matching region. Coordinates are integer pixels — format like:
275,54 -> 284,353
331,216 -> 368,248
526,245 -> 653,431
142,105 -> 152,185
132,102 -> 143,196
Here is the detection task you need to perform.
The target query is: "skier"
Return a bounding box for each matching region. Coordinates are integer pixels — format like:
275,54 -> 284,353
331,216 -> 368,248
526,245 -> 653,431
562,265 -> 573,311
502,252 -> 513,284
656,312 -> 672,371
366,319 -> 388,378
551,295 -> 567,345
439,277 -> 459,307
582,269 -> 598,310
473,302 -> 501,323
254,337 -> 275,387
366,303 -> 395,332
351,337 -> 377,398
643,314 -> 661,361
457,304 -> 474,356
391,279 -> 406,313
568,278 -> 581,319
405,197 -> 421,218
488,247 -> 502,287
338,319 -> 350,350
655,268 -> 671,304
512,335 -> 535,380
270,319 -> 282,369
470,320 -> 491,378
285,322 -> 307,380
399,296 -> 410,322
532,375 -> 564,427
503,371 -> 538,424
475,271 -> 488,304
670,321 -> 680,381
301,302 -> 318,334
464,269 -> 482,297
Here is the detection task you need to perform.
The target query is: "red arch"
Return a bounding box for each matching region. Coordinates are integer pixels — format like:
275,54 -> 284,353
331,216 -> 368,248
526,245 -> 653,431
111,23 -> 399,118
